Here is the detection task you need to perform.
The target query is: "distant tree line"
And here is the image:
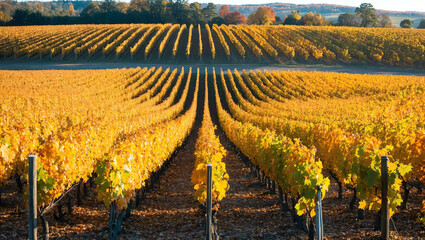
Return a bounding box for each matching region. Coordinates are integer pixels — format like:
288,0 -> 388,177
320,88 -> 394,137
280,3 -> 425,29
1,0 -> 425,28
222,2 -> 424,28
0,0 -> 86,24
0,0 -> 222,25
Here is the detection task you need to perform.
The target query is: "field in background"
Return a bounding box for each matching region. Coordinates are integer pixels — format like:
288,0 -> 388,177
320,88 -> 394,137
1,24 -> 424,69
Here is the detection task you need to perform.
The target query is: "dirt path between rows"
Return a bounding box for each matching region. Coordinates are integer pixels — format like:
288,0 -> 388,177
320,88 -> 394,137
123,123 -> 303,239
216,130 -> 303,239
118,71 -> 304,239
0,62 -> 424,76
121,72 -> 303,239
126,124 -> 205,239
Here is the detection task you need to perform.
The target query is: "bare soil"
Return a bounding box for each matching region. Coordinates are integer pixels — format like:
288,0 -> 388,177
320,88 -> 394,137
0,62 -> 424,77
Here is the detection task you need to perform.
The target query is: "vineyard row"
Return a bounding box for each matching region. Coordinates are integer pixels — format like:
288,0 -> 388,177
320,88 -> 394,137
0,68 -> 424,238
0,24 -> 424,67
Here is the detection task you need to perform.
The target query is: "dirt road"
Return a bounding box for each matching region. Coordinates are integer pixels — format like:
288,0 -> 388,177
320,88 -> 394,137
0,62 -> 424,76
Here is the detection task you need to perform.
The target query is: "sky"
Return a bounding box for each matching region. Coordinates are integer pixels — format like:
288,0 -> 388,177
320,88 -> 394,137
188,0 -> 425,13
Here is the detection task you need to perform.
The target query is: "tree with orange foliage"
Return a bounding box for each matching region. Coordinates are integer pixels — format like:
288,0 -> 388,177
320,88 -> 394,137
223,11 -> 246,25
68,3 -> 75,16
247,6 -> 276,25
300,12 -> 328,26
218,5 -> 230,18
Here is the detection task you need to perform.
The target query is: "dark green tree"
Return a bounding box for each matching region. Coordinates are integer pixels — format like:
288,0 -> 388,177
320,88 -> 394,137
283,10 -> 301,25
129,0 -> 149,12
419,19 -> 425,29
201,3 -> 217,23
81,2 -> 101,18
150,0 -> 167,23
116,2 -> 128,13
355,3 -> 378,27
275,16 -> 282,24
100,0 -> 118,13
11,9 -> 30,25
210,16 -> 224,25
337,13 -> 361,26
169,0 -> 190,24
378,14 -> 392,28
400,19 -> 413,28
189,2 -> 205,24
27,11 -> 45,25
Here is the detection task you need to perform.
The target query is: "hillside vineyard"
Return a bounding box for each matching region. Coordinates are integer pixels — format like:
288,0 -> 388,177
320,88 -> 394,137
0,68 -> 425,238
0,24 -> 425,67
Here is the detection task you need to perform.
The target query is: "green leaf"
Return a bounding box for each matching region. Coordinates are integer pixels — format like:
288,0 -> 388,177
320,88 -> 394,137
305,188 -> 316,200
367,169 -> 379,187
37,166 -> 47,181
45,176 -> 54,189
96,161 -> 106,176
99,180 -> 109,193
357,145 -> 365,157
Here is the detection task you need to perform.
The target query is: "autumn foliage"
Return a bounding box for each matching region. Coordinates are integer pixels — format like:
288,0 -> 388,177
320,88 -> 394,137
0,63 -> 425,239
218,5 -> 246,25
223,11 -> 246,25
214,68 -> 425,221
0,24 -> 424,68
0,66 -> 200,211
247,7 -> 276,25
192,69 -> 229,205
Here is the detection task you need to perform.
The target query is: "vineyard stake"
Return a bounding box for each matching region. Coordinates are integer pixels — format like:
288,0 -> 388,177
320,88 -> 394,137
381,156 -> 390,239
316,185 -> 323,240
206,164 -> 212,240
109,201 -> 117,240
29,155 -> 37,240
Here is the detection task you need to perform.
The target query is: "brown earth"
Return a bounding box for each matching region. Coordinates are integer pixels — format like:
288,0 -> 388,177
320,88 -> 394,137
1,62 -> 425,77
